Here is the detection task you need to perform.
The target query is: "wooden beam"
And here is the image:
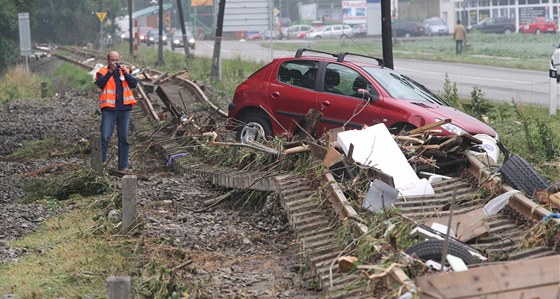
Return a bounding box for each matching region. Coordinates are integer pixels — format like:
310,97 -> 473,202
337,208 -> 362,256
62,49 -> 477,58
416,255 -> 560,298
406,119 -> 451,135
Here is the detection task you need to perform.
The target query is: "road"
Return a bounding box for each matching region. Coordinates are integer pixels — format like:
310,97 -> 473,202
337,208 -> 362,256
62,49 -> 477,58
187,39 -> 553,106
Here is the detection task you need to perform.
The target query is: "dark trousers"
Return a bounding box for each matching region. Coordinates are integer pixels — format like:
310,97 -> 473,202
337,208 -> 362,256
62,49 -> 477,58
456,40 -> 464,55
101,109 -> 131,170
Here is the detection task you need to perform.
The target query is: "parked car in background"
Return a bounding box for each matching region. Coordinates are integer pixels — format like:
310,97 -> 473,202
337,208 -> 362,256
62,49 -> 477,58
171,30 -> 195,50
423,17 -> 449,36
393,20 -> 426,37
146,29 -> 168,46
283,24 -> 313,39
246,29 -> 281,40
519,17 -> 557,34
351,24 -> 367,36
227,48 -> 497,143
305,24 -> 353,39
137,26 -> 153,43
468,17 -> 516,34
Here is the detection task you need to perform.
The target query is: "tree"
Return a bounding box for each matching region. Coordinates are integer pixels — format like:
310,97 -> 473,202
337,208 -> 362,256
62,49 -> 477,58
0,0 -> 32,74
32,0 -> 98,45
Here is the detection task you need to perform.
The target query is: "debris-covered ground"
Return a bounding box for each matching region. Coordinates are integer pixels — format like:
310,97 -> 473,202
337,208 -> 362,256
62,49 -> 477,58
0,57 -> 321,298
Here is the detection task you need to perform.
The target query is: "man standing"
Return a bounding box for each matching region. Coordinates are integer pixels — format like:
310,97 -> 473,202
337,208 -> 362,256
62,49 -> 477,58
454,20 -> 467,55
95,51 -> 137,171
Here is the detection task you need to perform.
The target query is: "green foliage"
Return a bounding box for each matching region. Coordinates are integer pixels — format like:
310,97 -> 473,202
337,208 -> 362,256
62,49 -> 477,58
0,0 -> 30,74
52,62 -> 95,92
440,73 -> 461,109
8,138 -> 76,160
463,87 -> 492,120
32,0 -> 98,45
0,66 -> 42,104
274,33 -> 557,72
23,168 -> 111,201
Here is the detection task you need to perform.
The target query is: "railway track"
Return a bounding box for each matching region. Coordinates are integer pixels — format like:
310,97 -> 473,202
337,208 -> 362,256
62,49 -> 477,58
48,46 -> 560,298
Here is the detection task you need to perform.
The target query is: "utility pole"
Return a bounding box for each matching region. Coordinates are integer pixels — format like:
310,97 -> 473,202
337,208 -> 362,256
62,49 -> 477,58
210,0 -> 226,80
128,0 -> 133,57
157,0 -> 164,66
177,0 -> 191,60
381,0 -> 394,69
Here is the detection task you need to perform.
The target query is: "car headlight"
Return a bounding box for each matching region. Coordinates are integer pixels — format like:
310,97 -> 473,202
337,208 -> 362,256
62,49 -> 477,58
173,40 -> 179,44
189,38 -> 195,43
436,118 -> 467,135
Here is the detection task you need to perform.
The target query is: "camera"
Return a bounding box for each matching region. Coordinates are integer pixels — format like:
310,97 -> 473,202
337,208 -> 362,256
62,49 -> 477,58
115,63 -> 121,69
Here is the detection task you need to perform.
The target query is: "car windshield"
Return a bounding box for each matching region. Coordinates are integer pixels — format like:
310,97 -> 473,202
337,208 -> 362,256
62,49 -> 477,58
362,66 -> 448,105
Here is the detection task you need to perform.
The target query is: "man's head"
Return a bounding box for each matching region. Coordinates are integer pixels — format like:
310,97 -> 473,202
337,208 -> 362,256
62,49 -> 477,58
107,51 -> 120,68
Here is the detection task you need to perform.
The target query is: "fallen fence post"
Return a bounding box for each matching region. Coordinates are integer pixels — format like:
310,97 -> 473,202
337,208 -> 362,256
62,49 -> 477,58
107,276 -> 131,299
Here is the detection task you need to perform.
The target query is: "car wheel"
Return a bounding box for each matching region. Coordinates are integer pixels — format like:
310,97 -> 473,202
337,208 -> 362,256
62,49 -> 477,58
405,32 -> 411,38
504,28 -> 512,34
498,154 -> 549,197
536,29 -> 541,35
235,113 -> 272,143
315,35 -> 322,39
405,239 -> 477,265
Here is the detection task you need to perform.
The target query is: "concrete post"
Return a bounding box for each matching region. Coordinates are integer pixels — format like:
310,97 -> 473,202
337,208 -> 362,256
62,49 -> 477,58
107,276 -> 131,299
40,81 -> 47,98
90,133 -> 103,172
550,77 -> 558,116
122,175 -> 137,232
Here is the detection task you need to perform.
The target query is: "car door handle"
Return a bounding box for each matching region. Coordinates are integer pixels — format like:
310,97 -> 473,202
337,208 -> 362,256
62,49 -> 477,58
321,100 -> 331,107
271,91 -> 280,98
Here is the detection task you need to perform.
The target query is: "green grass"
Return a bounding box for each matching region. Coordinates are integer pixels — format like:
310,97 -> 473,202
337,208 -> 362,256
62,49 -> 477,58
0,206 -> 130,298
270,32 -> 560,72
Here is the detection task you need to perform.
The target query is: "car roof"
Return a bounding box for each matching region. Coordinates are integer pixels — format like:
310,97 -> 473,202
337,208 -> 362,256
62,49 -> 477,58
275,48 -> 384,68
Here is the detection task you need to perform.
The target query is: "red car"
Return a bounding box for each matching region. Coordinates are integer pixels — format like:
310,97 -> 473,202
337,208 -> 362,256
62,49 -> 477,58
519,17 -> 557,34
227,48 -> 497,142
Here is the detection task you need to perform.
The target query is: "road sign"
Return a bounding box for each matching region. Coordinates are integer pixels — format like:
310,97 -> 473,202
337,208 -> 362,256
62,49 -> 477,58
18,12 -> 31,57
96,12 -> 107,22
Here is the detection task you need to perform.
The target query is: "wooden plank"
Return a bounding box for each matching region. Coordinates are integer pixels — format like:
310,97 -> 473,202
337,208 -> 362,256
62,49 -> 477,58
416,255 -> 560,298
406,119 -> 450,135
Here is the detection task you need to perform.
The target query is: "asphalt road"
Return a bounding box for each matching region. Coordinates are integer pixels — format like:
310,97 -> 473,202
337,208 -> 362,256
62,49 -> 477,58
187,39 -> 553,107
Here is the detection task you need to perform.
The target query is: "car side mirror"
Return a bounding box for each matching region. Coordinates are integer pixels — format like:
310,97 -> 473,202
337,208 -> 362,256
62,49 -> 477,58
358,89 -> 379,102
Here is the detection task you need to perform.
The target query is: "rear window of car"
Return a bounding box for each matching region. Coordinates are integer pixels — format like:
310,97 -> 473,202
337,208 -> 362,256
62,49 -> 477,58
277,60 -> 319,89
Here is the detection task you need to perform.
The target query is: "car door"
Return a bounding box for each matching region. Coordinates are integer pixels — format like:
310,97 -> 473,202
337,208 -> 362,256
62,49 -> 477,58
315,63 -> 383,135
266,60 -> 320,135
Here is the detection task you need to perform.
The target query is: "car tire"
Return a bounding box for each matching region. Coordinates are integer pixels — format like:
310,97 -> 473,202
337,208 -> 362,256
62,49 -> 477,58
405,239 -> 476,265
405,32 -> 411,38
498,154 -> 549,197
235,113 -> 272,143
315,36 -> 322,39
504,28 -> 512,34
536,29 -> 541,34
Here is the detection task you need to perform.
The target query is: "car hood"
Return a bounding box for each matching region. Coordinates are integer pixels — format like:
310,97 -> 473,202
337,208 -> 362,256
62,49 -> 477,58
407,101 -> 497,137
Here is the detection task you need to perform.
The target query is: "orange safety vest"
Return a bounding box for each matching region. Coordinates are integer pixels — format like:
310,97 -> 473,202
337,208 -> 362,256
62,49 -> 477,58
97,67 -> 136,109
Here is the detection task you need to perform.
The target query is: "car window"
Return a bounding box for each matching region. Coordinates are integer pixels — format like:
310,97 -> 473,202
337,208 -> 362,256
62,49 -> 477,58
322,64 -> 369,98
277,60 -> 319,89
362,66 -> 445,104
